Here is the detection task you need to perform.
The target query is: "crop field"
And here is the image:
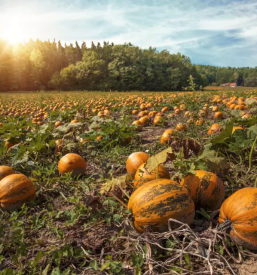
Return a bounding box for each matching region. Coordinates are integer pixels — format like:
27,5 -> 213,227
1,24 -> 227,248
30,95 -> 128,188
1,89 -> 257,275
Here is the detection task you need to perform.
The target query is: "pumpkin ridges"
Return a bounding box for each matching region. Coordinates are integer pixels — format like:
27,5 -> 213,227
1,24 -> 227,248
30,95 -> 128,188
128,179 -> 195,233
181,170 -> 225,211
0,174 -> 36,210
126,152 -> 150,176
0,166 -> 15,180
219,187 -> 257,249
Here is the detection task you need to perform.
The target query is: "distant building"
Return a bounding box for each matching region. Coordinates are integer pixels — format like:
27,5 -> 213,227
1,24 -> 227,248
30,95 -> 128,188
229,83 -> 237,87
220,83 -> 230,87
220,83 -> 237,87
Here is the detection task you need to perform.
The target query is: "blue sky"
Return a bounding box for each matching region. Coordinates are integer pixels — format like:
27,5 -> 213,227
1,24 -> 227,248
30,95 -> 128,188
0,0 -> 256,67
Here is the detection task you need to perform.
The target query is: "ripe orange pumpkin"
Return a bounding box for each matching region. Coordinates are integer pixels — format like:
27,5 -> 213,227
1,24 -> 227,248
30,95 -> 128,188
207,123 -> 222,135
176,123 -> 186,131
219,187 -> 257,250
232,126 -> 243,134
214,112 -> 223,119
134,163 -> 170,188
0,174 -> 36,211
181,170 -> 225,211
55,121 -> 63,128
160,129 -> 176,144
132,120 -> 143,131
126,152 -> 150,176
58,153 -> 87,176
128,179 -> 195,232
0,166 -> 15,180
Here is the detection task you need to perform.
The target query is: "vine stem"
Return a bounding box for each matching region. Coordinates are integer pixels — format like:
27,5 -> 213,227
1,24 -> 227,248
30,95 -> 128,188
247,135 -> 257,173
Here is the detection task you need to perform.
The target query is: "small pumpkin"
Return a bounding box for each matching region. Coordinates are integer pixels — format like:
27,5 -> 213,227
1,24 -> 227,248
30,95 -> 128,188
207,123 -> 222,135
134,163 -> 170,188
219,187 -> 257,250
0,174 -> 36,210
0,166 -> 15,181
132,120 -> 143,131
214,112 -> 223,119
232,126 -> 243,134
126,152 -> 150,176
128,179 -> 195,232
58,153 -> 87,176
160,129 -> 176,144
181,170 -> 225,211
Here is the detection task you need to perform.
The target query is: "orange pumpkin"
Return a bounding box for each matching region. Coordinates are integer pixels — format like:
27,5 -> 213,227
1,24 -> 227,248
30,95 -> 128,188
132,120 -> 143,131
0,174 -> 36,210
160,129 -> 176,144
58,153 -> 87,176
134,163 -> 170,188
207,123 -> 222,135
232,126 -> 243,134
0,166 -> 15,181
128,179 -> 195,232
55,121 -> 63,128
181,170 -> 225,211
126,152 -> 150,176
219,187 -> 257,250
214,112 -> 223,119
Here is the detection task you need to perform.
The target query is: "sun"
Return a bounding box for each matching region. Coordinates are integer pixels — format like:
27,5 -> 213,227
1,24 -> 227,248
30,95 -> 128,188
0,16 -> 31,44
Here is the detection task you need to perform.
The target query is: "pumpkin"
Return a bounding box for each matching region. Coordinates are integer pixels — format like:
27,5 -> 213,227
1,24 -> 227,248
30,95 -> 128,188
181,170 -> 225,211
153,116 -> 161,125
160,129 -> 176,144
58,153 -> 87,176
176,123 -> 186,131
132,120 -> 143,131
70,119 -> 79,124
134,163 -> 170,188
139,116 -> 149,125
55,121 -> 63,127
0,166 -> 15,180
126,152 -> 150,176
219,187 -> 257,250
0,174 -> 36,210
207,123 -> 222,135
214,112 -> 223,119
232,126 -> 243,134
128,179 -> 195,232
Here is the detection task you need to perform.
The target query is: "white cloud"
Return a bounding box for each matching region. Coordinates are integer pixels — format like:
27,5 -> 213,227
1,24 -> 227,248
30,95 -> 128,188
0,0 -> 256,66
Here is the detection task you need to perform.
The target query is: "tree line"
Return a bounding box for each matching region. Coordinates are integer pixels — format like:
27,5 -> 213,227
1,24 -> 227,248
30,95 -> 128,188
0,39 -> 256,92
196,65 -> 257,87
0,39 -> 207,91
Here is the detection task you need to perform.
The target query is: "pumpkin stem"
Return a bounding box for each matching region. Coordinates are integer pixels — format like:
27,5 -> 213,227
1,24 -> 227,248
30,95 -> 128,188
218,218 -> 232,231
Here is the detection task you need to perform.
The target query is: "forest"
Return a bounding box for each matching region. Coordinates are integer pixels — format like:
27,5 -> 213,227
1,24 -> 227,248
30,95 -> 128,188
0,39 -> 256,91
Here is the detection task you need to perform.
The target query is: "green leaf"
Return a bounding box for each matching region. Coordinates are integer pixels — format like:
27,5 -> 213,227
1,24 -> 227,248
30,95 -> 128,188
196,208 -> 210,220
100,261 -> 110,272
113,214 -> 121,222
89,260 -> 98,271
211,119 -> 235,145
145,147 -> 175,173
50,267 -> 61,275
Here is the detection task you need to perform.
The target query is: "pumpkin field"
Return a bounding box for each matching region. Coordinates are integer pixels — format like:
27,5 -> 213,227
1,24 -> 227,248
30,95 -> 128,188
2,89 -> 257,275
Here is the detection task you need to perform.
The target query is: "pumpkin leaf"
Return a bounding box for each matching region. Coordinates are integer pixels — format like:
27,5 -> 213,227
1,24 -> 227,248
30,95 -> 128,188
145,147 -> 175,173
100,174 -> 133,194
211,118 -> 235,145
230,109 -> 243,117
245,98 -> 257,105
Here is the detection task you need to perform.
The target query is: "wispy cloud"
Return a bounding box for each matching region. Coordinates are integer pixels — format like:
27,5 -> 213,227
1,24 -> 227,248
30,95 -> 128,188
0,0 -> 256,66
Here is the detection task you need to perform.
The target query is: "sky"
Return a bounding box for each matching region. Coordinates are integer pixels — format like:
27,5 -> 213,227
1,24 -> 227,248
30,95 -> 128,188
0,0 -> 256,67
